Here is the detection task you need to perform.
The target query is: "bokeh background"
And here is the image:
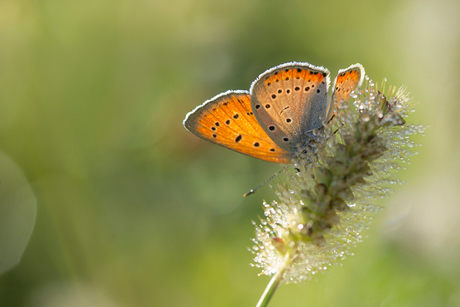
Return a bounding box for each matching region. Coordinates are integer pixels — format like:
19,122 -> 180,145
1,0 -> 459,306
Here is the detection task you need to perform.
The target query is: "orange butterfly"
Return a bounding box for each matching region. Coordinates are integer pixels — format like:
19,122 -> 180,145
183,62 -> 364,163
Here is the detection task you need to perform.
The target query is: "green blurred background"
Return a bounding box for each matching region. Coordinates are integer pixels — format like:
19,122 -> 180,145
1,0 -> 459,306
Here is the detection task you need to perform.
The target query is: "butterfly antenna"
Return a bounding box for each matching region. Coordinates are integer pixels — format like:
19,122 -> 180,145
243,167 -> 287,197
327,113 -> 335,125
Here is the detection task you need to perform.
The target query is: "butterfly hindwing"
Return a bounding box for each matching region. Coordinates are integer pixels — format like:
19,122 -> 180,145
183,91 -> 293,163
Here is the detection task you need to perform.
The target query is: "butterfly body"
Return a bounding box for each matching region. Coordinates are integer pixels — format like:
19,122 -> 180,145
183,62 -> 364,164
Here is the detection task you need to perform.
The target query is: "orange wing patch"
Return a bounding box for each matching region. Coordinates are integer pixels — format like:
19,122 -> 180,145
184,91 -> 293,164
328,64 -> 365,120
263,68 -> 326,87
332,65 -> 364,105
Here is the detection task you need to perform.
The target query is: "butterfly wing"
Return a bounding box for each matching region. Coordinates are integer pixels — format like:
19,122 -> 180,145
250,62 -> 331,152
328,64 -> 365,119
183,90 -> 293,163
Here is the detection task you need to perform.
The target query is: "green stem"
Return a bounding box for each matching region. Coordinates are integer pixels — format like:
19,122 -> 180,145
255,266 -> 286,307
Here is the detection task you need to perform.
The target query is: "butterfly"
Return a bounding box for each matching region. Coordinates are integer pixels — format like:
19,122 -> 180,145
183,62 -> 364,164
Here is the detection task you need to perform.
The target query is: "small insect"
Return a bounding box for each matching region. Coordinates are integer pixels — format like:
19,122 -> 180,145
183,61 -> 364,164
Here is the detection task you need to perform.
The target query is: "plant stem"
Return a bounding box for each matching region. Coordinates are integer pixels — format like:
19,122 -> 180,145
256,266 -> 286,307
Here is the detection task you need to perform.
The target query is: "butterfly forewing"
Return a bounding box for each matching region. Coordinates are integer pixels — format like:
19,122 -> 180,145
328,64 -> 365,118
250,62 -> 331,152
183,91 -> 293,163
